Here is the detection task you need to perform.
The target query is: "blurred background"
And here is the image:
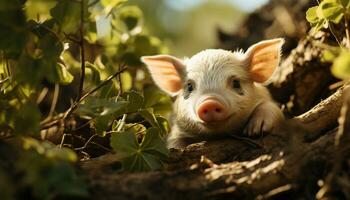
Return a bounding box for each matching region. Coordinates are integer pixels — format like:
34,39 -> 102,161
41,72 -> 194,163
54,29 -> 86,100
102,0 -> 268,57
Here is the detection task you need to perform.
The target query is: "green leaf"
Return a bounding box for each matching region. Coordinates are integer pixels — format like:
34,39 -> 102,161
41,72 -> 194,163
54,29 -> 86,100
0,0 -> 27,56
110,130 -> 139,159
156,116 -> 170,137
13,103 -> 41,136
24,0 -> 57,21
139,108 -> 158,128
110,128 -> 168,171
122,90 -> 144,113
56,63 -> 74,85
340,0 -> 350,8
143,86 -> 172,115
17,139 -> 88,198
118,6 -> 142,31
322,47 -> 341,62
317,0 -> 344,23
306,6 -> 319,23
76,97 -> 128,119
39,33 -> 64,59
85,62 -> 101,85
140,127 -> 168,158
124,123 -> 147,135
101,0 -> 126,14
50,0 -> 88,33
93,115 -> 112,135
331,50 -> 350,79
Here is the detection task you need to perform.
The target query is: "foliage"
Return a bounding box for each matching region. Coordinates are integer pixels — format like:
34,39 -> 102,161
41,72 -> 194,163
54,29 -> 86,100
306,0 -> 350,79
110,127 -> 168,171
306,0 -> 350,32
0,138 -> 88,199
0,0 -> 171,198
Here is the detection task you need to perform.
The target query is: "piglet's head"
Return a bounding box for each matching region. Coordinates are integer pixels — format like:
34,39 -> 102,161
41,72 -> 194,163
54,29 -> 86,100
141,38 -> 284,134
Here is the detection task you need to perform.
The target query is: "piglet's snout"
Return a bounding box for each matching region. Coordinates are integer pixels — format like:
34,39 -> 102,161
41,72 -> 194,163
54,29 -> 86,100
197,99 -> 228,122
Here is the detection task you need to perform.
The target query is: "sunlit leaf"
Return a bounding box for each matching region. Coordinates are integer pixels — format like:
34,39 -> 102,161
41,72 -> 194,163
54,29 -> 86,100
306,6 -> 319,23
322,48 -> 341,62
117,6 -> 142,31
101,0 -> 127,14
156,116 -> 170,136
331,50 -> 350,79
85,62 -> 101,85
317,0 -> 344,23
56,63 -> 74,85
24,0 -> 57,21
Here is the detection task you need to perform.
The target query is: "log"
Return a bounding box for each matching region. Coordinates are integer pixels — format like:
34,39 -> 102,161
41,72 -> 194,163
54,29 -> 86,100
81,121 -> 337,200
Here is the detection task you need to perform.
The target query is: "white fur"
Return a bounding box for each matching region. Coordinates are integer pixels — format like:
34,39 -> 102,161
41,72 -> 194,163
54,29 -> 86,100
167,48 -> 283,148
141,39 -> 285,148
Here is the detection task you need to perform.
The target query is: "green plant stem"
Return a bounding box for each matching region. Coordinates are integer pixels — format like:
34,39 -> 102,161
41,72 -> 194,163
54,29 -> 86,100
77,0 -> 85,100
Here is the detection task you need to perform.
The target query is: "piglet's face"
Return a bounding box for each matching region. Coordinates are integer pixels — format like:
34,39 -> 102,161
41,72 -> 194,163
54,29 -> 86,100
141,38 -> 284,134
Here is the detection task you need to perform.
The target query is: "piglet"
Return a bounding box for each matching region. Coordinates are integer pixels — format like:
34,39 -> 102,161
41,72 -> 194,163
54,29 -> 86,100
141,38 -> 284,148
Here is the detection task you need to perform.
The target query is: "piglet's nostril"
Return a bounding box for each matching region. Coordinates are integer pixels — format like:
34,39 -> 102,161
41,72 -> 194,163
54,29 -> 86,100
197,99 -> 228,122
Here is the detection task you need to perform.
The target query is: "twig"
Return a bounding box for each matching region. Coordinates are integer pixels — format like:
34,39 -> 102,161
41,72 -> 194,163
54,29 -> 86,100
36,87 -> 49,104
0,77 -> 9,85
344,15 -> 350,48
63,66 -> 127,119
74,134 -> 98,150
256,184 -> 292,200
68,118 -> 95,132
116,114 -> 127,132
59,133 -> 68,148
117,63 -> 124,97
90,142 -> 112,152
48,84 -> 60,118
77,0 -> 86,100
73,133 -> 112,152
41,24 -> 62,42
88,0 -> 99,7
63,32 -> 80,44
329,23 -> 342,47
5,58 -> 10,76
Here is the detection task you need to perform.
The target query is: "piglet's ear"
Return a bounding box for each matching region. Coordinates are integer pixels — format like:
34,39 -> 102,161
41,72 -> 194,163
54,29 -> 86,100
245,38 -> 284,83
141,55 -> 185,96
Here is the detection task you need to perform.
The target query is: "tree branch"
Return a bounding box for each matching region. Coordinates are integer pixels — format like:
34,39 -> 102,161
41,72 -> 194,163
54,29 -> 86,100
63,65 -> 127,119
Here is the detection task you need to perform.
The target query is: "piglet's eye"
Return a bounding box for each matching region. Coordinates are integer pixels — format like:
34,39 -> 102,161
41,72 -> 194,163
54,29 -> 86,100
229,77 -> 244,95
186,82 -> 194,93
232,79 -> 241,89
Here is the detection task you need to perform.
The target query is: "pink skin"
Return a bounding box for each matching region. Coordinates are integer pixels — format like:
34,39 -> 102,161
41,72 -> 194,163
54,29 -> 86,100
197,99 -> 228,122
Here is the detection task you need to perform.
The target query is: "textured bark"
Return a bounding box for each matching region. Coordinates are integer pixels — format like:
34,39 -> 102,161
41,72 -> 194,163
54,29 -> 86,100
81,122 -> 337,200
269,35 -> 338,116
294,84 -> 350,141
